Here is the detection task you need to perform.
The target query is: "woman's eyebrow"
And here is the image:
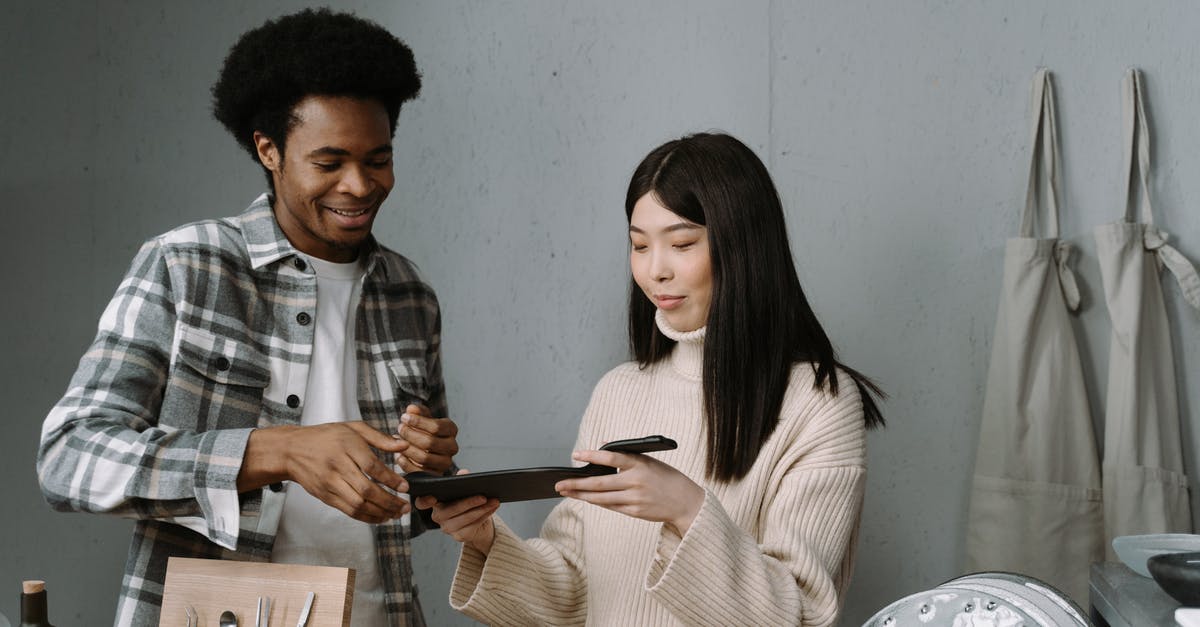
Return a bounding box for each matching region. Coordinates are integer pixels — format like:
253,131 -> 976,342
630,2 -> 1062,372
628,223 -> 702,234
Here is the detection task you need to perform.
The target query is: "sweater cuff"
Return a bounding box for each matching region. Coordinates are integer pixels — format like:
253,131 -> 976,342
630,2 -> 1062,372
450,516 -> 523,615
646,488 -> 735,592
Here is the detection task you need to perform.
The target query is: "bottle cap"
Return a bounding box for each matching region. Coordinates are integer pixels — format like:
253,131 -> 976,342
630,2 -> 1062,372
22,580 -> 45,594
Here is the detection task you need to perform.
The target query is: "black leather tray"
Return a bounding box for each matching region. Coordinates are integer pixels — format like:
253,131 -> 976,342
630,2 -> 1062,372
405,435 -> 676,503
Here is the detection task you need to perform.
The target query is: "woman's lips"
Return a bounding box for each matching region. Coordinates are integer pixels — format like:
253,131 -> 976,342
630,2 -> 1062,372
655,295 -> 685,310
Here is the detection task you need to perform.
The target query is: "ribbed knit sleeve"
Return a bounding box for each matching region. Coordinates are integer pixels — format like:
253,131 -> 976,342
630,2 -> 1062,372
646,466 -> 864,626
447,386 -> 609,626
446,353 -> 868,626
643,364 -> 867,627
449,503 -> 589,626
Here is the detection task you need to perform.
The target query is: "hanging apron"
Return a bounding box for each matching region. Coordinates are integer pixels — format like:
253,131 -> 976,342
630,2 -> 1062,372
966,69 -> 1104,605
1096,68 -> 1199,557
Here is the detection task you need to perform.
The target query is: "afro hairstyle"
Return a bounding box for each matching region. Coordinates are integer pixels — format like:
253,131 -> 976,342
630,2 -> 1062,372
211,8 -> 421,177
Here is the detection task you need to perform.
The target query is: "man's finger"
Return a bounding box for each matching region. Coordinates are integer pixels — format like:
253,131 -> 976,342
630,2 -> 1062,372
404,403 -> 431,418
394,454 -> 427,474
343,470 -> 410,517
325,476 -> 406,522
356,450 -> 407,491
347,421 -> 408,452
401,413 -> 459,438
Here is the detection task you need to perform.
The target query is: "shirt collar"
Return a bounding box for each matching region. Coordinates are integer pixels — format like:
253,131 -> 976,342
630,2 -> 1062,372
239,193 -> 383,274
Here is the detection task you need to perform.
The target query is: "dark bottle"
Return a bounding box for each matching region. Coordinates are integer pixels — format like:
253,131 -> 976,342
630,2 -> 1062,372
20,580 -> 55,627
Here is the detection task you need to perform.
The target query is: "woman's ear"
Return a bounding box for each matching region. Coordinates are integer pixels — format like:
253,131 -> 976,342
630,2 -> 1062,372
253,131 -> 281,172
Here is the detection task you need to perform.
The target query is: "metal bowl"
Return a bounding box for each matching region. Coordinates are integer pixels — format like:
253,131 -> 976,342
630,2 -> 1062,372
1147,551 -> 1200,606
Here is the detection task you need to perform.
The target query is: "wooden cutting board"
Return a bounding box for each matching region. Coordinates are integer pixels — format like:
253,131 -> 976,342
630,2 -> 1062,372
159,557 -> 354,626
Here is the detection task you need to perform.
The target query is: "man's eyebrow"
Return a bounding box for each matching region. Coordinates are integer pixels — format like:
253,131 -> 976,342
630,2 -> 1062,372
628,222 -> 703,234
307,144 -> 393,158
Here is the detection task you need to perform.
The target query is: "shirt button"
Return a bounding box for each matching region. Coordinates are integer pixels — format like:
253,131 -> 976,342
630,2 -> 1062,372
286,394 -> 301,408
293,257 -> 307,271
296,312 -> 311,325
215,356 -> 231,372
269,482 -> 284,492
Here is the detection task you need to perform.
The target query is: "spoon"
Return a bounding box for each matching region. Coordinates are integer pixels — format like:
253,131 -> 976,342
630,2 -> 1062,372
220,610 -> 238,627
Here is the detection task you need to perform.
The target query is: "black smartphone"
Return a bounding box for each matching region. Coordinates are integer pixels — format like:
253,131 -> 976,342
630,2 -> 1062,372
598,435 -> 678,455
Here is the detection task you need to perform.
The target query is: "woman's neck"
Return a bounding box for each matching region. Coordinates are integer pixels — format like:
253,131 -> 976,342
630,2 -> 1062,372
655,309 -> 705,380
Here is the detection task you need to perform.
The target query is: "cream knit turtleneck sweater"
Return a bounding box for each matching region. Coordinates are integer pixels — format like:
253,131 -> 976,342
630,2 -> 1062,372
449,312 -> 868,626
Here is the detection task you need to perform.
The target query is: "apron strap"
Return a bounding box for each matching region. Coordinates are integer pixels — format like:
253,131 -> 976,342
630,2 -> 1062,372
1144,227 -> 1200,310
1021,69 -> 1079,309
1054,241 -> 1082,311
1122,69 -> 1155,224
1021,68 -> 1063,240
1122,68 -> 1200,311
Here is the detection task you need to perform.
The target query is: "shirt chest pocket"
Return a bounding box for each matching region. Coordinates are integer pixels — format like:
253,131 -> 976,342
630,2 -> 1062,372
164,324 -> 271,430
386,357 -> 430,405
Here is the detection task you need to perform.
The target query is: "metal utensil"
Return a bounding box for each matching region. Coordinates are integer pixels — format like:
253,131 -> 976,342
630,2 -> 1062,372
219,609 -> 238,627
296,591 -> 315,627
185,606 -> 197,627
255,596 -> 271,627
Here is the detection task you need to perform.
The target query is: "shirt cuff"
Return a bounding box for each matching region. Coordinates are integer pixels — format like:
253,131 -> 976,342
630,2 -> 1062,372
193,427 -> 254,549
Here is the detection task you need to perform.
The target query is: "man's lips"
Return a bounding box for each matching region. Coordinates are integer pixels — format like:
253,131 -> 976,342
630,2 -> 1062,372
323,202 -> 378,229
324,205 -> 372,217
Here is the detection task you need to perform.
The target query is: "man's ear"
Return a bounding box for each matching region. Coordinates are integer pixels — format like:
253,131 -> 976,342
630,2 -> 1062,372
253,131 -> 281,172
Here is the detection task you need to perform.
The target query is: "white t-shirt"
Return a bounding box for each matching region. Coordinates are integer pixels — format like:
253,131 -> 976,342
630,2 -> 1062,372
270,253 -> 389,627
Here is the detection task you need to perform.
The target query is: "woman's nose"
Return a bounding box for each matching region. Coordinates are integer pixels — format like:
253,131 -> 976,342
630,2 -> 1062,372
650,250 -> 673,281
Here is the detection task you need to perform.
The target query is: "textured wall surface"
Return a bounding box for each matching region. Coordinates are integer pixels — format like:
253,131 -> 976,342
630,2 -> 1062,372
3,2 -> 1199,625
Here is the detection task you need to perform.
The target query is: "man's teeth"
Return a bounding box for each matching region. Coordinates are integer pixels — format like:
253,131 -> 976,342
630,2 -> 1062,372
329,207 -> 368,217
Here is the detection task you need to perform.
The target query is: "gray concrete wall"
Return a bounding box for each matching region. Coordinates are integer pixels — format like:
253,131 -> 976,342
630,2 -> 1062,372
3,2 -> 1199,625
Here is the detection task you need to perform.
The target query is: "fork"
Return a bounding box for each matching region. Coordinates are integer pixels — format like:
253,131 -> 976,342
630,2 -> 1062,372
185,605 -> 197,627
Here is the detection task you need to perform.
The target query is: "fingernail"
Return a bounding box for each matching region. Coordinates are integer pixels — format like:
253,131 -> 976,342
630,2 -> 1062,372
400,414 -> 411,423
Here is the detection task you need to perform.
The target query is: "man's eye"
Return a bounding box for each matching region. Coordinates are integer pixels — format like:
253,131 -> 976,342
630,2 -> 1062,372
314,162 -> 339,172
368,159 -> 392,169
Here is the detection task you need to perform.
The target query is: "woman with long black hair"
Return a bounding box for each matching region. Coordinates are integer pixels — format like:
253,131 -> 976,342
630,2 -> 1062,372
418,132 -> 884,626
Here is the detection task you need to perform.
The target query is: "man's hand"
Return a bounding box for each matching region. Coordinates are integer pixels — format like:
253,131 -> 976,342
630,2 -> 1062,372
239,422 -> 411,524
393,404 -> 459,474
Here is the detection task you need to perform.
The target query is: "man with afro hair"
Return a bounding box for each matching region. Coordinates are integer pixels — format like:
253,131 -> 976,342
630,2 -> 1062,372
38,9 -> 458,626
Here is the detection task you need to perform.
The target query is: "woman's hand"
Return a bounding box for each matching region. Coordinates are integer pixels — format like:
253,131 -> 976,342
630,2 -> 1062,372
413,470 -> 500,554
555,450 -> 705,535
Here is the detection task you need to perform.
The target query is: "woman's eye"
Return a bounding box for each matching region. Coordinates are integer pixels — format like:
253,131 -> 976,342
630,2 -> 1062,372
673,241 -> 696,250
631,243 -> 648,252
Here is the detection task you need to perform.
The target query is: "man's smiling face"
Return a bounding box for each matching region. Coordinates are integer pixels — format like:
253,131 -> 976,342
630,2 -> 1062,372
256,95 -> 394,262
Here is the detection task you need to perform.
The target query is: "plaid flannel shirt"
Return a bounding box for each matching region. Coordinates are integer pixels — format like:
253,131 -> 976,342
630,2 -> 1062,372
38,194 -> 445,626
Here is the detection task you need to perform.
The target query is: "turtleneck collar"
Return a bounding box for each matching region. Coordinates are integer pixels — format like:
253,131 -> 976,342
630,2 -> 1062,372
655,309 -> 705,380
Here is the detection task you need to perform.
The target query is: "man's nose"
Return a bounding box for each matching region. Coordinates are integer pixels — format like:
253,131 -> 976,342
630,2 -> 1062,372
338,165 -> 374,197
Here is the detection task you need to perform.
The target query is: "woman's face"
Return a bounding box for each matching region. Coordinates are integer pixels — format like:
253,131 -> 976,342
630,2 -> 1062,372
629,192 -> 713,332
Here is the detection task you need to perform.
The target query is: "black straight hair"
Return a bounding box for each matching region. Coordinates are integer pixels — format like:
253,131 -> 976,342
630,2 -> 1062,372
625,132 -> 885,482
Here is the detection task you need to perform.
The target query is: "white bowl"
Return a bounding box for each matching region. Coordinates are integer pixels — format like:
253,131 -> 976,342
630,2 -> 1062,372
1111,534 -> 1200,577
